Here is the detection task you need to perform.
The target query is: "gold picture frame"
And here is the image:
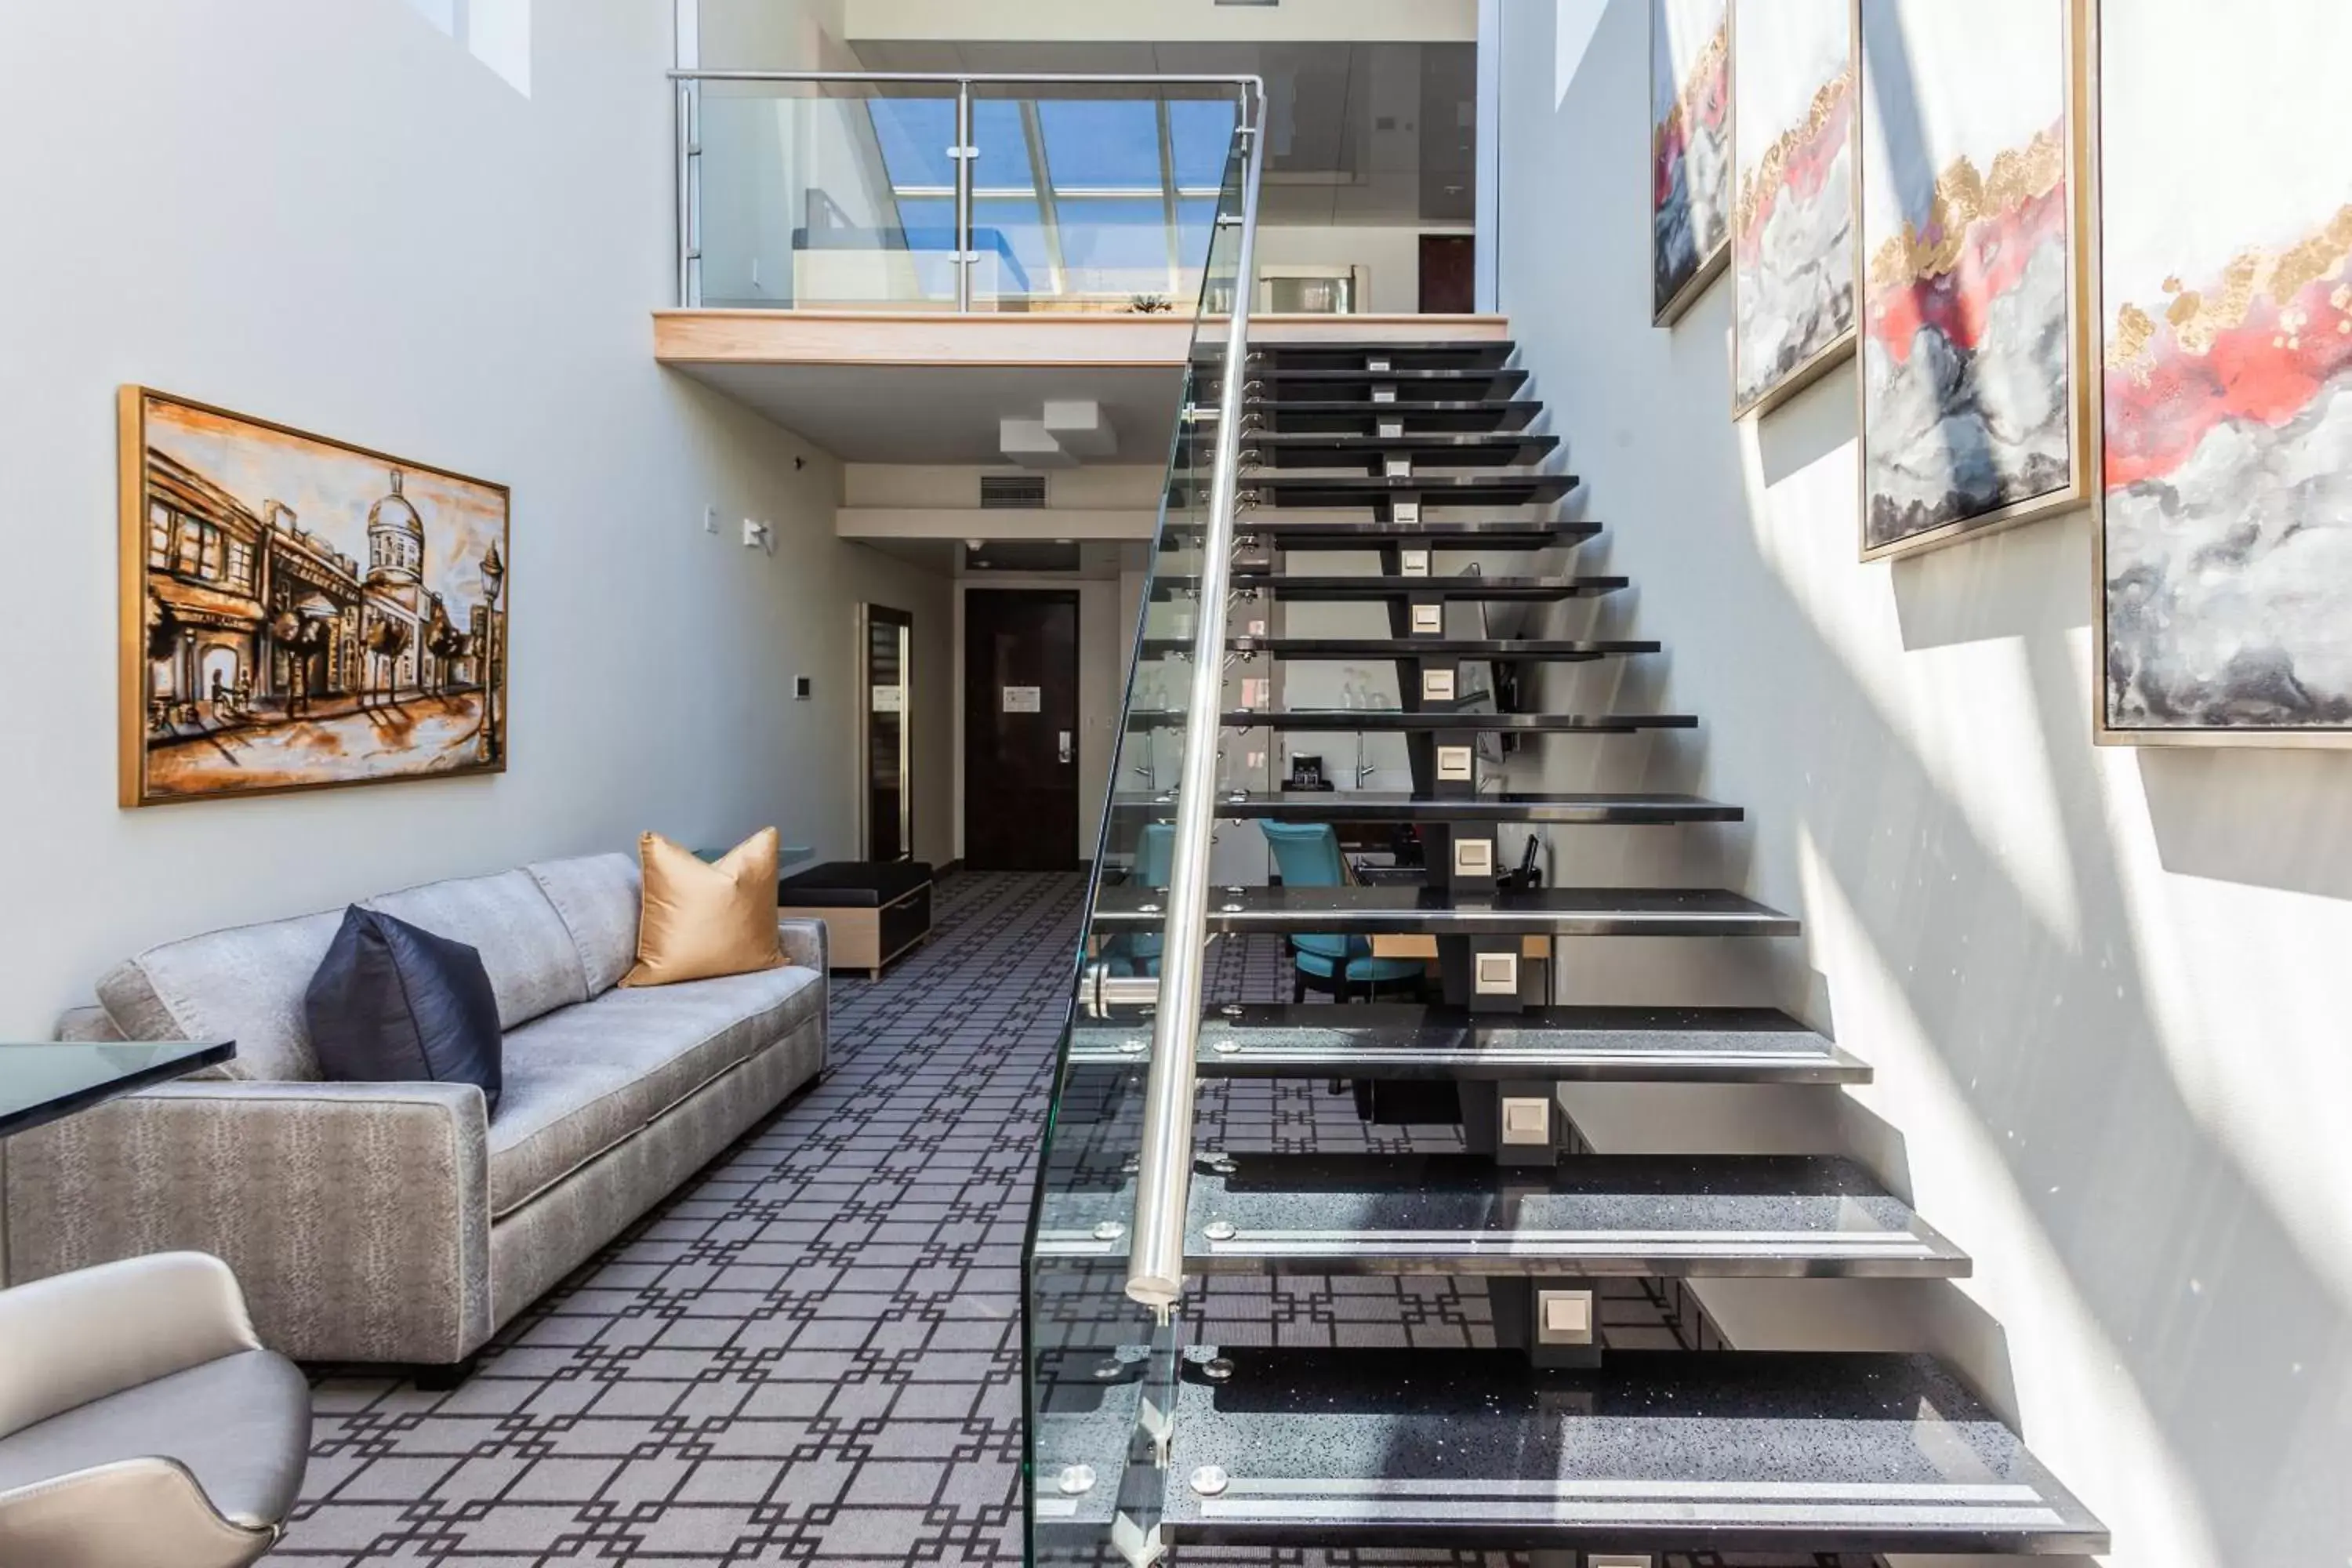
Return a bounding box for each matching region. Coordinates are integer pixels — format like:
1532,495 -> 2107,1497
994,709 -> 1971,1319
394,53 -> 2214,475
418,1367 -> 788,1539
1652,0 -> 1735,328
1853,0 -> 2096,565
2084,0 -> 2352,748
119,387 -> 514,804
1730,0 -> 1862,420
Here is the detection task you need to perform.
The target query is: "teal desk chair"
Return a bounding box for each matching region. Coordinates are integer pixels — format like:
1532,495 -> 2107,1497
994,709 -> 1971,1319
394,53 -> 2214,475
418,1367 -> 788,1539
1102,823 -> 1174,977
1258,820 -> 1426,1004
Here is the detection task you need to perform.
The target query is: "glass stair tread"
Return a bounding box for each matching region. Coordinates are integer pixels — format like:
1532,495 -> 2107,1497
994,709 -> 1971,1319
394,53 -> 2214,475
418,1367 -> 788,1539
1109,791 -> 1740,825
1152,573 -> 1624,601
1069,1004 -> 1870,1083
1164,517 -> 1601,549
1182,472 -> 1578,507
1201,710 -> 1697,733
1034,1152 -> 1969,1278
1155,1346 -> 2108,1556
1091,885 -> 1798,938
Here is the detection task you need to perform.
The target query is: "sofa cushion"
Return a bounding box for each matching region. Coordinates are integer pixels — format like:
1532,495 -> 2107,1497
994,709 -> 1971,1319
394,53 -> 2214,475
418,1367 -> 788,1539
365,870 -> 588,1032
307,906 -> 504,1113
526,853 -> 642,996
485,965 -> 822,1218
96,911 -> 345,1081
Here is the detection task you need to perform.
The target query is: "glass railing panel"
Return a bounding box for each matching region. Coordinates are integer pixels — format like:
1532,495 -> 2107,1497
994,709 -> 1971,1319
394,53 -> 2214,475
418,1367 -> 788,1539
1022,118 -> 1252,1566
970,85 -> 1243,315
691,80 -> 965,310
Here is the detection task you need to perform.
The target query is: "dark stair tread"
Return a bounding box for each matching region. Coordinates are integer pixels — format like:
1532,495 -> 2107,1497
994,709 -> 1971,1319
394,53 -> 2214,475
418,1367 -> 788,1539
1109,791 -> 1739,825
1209,341 -> 1519,369
1213,365 -> 1530,390
1091,884 -> 1798,938
1229,636 -> 1656,658
1204,710 -> 1697,734
1067,1004 -> 1871,1083
1214,399 -> 1544,433
1198,472 -> 1578,508
1152,574 -> 1624,601
1156,1347 -> 2108,1555
1182,517 -> 1601,550
1185,433 -> 1562,468
1034,1153 -> 1968,1278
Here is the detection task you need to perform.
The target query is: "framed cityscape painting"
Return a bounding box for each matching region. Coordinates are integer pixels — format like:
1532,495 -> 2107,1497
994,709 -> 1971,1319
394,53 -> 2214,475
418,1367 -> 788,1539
1858,0 -> 2089,562
1652,0 -> 1733,325
2092,1 -> 2352,746
118,388 -> 512,804
1731,0 -> 1858,417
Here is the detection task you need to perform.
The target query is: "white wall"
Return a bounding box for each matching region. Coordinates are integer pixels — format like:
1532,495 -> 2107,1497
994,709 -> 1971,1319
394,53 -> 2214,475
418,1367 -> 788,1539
0,0 -> 953,1036
1255,223 -> 1468,315
843,0 -> 1476,45
1495,4 -> 2352,1566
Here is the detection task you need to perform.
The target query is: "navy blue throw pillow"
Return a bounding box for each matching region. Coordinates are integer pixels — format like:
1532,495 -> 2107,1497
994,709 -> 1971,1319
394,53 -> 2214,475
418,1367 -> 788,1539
306,906 -> 503,1114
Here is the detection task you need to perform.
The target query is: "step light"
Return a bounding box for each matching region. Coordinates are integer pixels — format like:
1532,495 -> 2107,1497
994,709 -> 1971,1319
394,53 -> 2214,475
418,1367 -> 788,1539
1537,1288 -> 1595,1347
1498,1089 -> 1548,1137
1454,838 -> 1495,879
1479,953 -> 1523,999
1401,549 -> 1432,576
1411,604 -> 1444,634
1437,746 -> 1475,782
1423,667 -> 1457,701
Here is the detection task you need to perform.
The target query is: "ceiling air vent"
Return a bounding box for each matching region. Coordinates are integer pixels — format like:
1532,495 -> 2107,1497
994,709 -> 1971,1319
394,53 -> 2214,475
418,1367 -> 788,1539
980,474 -> 1049,510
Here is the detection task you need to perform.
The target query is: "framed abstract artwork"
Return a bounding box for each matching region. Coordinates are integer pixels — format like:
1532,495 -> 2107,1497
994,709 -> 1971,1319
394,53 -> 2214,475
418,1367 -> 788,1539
1652,0 -> 1733,325
1731,0 -> 1858,417
1857,0 -> 2090,562
2092,2 -> 2352,746
119,388 -> 512,804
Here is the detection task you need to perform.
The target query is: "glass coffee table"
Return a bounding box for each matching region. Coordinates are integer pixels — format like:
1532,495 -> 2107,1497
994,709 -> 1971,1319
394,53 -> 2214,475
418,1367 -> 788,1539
0,1039 -> 234,1139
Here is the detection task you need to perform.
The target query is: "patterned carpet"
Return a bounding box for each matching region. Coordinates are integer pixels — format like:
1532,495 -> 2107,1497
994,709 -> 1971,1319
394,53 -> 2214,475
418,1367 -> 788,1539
267,873 -> 1846,1568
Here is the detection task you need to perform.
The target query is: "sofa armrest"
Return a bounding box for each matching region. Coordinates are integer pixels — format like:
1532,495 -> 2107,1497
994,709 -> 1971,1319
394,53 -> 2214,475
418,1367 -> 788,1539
53,1007 -> 125,1044
0,1251 -> 258,1438
0,1457 -> 274,1568
3,1081 -> 492,1366
778,916 -> 828,974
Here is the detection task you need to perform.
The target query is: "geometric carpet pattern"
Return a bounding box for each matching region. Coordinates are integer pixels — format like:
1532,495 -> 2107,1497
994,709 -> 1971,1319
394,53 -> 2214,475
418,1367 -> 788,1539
267,873 -> 1858,1568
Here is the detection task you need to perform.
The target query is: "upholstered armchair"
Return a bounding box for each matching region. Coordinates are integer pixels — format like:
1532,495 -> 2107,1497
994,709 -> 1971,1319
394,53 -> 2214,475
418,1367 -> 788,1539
0,1252 -> 310,1568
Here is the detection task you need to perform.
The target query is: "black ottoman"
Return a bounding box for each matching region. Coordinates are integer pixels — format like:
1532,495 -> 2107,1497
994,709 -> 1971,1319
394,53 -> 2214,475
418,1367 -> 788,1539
777,862 -> 935,978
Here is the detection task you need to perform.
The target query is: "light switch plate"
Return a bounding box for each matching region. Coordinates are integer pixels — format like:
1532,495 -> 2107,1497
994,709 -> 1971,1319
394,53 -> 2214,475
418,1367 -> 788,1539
1537,1289 -> 1595,1345
1454,837 -> 1494,878
1422,668 -> 1457,701
1436,746 -> 1475,782
1499,1091 -> 1548,1140
1479,953 -> 1521,998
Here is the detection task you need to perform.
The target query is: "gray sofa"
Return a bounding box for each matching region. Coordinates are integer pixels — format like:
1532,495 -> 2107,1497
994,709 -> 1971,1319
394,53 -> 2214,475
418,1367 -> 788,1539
2,853 -> 826,1369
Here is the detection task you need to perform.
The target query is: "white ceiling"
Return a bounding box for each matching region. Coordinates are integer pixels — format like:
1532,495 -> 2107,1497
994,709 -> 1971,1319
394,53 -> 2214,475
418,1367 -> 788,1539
670,361 -> 1186,463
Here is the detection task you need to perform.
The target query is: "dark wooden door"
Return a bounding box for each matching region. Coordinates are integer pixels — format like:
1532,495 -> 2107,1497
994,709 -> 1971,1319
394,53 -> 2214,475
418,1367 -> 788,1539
1420,234 -> 1476,314
964,590 -> 1080,871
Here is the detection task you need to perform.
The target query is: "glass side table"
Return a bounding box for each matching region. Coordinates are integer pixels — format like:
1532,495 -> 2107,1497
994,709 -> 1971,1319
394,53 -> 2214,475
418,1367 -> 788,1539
0,1039 -> 234,1139
0,1039 -> 233,1280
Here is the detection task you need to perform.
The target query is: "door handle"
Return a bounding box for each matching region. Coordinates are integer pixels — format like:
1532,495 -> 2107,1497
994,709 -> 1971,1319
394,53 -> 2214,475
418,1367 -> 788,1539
1058,730 -> 1073,764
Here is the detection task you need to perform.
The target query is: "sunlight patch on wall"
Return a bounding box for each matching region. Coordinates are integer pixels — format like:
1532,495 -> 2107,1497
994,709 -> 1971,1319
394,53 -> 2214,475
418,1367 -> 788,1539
401,0 -> 532,97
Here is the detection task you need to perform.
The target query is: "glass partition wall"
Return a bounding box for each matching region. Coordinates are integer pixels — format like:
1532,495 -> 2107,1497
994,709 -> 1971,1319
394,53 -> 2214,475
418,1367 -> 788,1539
677,74 -> 1244,313
1020,115 -> 1259,1565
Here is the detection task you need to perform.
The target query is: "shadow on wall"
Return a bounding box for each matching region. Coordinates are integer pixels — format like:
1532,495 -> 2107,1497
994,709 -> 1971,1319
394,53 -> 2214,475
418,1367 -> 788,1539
1506,2 -> 2352,1563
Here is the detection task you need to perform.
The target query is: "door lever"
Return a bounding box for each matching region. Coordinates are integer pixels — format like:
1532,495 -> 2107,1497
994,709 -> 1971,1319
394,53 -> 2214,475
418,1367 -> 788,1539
1058,730 -> 1074,764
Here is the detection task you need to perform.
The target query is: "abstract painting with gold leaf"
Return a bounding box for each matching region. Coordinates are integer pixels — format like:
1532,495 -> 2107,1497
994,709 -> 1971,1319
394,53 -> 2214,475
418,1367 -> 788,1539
1731,0 -> 1856,416
1859,0 -> 2083,561
2097,2 -> 2352,742
1652,0 -> 1732,325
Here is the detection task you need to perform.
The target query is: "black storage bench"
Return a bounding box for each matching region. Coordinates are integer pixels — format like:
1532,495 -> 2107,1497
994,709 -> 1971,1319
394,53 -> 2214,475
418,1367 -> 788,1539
776,861 -> 935,978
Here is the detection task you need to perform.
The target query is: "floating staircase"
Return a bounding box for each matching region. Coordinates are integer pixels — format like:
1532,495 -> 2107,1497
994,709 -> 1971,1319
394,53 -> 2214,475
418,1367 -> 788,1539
1024,332 -> 2106,1566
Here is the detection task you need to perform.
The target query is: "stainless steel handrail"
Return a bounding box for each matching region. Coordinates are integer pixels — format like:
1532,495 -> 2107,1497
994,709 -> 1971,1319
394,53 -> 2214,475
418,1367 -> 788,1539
666,69 -> 1265,312
1122,100 -> 1265,1317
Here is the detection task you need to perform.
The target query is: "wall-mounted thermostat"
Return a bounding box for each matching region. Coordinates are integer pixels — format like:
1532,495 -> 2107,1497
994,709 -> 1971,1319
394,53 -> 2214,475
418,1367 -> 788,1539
793,676 -> 812,701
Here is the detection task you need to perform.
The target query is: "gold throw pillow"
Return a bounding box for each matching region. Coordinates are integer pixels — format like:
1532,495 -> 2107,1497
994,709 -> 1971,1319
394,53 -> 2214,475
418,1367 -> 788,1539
622,829 -> 784,988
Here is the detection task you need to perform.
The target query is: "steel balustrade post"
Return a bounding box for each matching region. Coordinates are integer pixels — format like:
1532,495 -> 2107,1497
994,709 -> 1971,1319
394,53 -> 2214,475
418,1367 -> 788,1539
955,80 -> 975,314
1122,85 -> 1266,1316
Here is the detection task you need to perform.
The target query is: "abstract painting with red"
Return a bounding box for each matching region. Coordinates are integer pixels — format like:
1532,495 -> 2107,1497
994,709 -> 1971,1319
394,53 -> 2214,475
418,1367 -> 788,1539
1652,0 -> 1731,325
2098,1 -> 2352,742
1732,0 -> 1856,416
1860,0 -> 2082,561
